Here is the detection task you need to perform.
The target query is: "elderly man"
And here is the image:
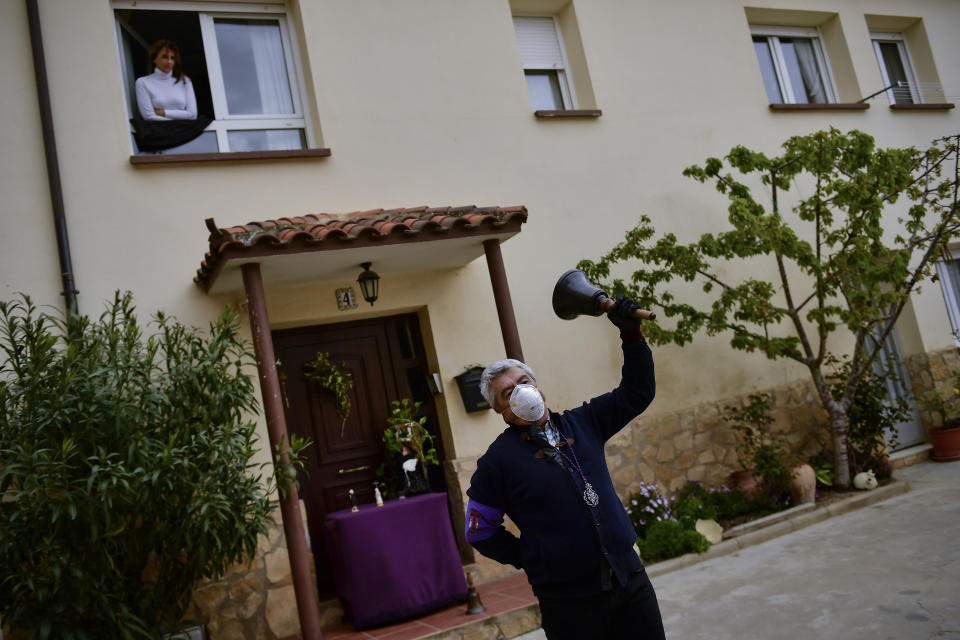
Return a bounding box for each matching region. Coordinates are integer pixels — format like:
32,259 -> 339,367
464,296 -> 664,640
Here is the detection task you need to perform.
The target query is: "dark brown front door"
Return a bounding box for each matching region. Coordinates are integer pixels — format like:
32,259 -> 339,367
273,313 -> 444,595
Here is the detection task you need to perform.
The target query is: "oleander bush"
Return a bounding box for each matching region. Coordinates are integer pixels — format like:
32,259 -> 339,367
0,293 -> 274,639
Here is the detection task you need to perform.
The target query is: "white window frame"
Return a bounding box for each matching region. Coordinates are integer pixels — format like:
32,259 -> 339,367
870,31 -> 921,105
935,256 -> 960,347
112,0 -> 314,153
512,14 -> 577,110
750,25 -> 838,104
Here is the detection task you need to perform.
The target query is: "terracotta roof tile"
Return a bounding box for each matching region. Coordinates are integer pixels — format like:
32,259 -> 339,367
195,205 -> 527,291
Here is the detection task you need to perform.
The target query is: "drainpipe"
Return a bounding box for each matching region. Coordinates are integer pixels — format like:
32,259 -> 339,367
483,238 -> 524,361
26,0 -> 78,314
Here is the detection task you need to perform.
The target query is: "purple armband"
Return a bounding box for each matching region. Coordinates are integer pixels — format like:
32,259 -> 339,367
465,498 -> 504,543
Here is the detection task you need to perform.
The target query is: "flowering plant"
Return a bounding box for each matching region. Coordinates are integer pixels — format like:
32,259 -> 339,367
624,482 -> 673,539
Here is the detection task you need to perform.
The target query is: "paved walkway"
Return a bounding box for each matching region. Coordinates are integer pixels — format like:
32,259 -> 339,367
518,460 -> 960,639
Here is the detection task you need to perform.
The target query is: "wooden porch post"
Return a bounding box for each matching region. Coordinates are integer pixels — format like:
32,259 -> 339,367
482,238 -> 524,361
241,263 -> 324,640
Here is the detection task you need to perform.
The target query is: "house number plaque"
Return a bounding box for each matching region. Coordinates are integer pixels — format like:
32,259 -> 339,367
336,287 -> 358,311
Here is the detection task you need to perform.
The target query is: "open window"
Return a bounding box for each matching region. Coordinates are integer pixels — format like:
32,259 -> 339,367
114,2 -> 312,155
750,25 -> 837,104
512,15 -> 576,111
871,32 -> 920,105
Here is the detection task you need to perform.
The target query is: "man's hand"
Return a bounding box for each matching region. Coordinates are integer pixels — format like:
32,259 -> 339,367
606,294 -> 644,332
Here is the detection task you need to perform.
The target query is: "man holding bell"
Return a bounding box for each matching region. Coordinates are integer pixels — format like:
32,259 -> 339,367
464,295 -> 665,639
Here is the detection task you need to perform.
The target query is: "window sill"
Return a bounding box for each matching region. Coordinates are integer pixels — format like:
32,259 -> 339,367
129,148 -> 331,165
768,103 -> 870,111
534,109 -> 602,118
890,103 -> 955,111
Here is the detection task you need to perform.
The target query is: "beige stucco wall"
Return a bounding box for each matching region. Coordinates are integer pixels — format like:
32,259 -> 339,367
3,0 -> 959,474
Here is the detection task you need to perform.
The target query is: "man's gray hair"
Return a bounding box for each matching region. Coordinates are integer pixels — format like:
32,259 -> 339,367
480,359 -> 537,408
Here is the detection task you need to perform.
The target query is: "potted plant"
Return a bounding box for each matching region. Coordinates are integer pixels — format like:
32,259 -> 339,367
378,399 -> 439,497
723,393 -> 797,509
916,360 -> 960,461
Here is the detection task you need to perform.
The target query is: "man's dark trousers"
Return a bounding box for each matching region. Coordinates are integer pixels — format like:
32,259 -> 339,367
537,568 -> 666,640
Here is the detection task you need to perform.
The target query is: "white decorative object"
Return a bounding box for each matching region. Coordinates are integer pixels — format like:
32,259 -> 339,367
374,486 -> 384,507
695,518 -> 724,544
853,470 -> 878,490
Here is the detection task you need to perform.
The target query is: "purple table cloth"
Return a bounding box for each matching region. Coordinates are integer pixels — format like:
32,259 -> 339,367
323,492 -> 468,629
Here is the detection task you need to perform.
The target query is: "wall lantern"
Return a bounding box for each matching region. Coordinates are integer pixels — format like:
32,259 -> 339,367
357,262 -> 380,306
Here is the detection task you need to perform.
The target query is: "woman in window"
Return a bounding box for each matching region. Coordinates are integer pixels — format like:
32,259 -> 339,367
135,39 -> 197,121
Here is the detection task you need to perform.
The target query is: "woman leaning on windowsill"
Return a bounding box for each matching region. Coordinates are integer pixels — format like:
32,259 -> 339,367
135,38 -> 197,121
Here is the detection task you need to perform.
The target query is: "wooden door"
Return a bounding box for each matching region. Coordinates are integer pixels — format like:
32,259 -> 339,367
273,313 -> 444,595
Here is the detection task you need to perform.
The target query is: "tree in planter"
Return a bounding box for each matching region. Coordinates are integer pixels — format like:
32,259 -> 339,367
0,293 -> 275,639
579,129 -> 960,487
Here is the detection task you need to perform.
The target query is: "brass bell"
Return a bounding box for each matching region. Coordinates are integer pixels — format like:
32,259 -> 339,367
465,572 -> 486,615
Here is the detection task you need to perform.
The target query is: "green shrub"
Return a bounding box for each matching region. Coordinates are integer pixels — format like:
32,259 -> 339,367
0,293 -> 275,639
637,520 -> 709,563
708,485 -> 755,520
724,393 -> 792,509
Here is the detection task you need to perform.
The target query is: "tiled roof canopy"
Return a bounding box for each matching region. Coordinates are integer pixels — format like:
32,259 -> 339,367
195,205 -> 528,292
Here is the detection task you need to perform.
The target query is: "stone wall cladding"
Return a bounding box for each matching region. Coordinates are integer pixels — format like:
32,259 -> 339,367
607,378 -> 832,495
185,501 -> 315,640
907,346 -> 960,428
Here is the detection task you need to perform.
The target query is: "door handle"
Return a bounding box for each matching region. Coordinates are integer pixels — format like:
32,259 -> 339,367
338,464 -> 370,475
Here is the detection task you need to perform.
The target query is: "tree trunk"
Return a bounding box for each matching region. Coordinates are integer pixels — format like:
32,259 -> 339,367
830,408 -> 851,488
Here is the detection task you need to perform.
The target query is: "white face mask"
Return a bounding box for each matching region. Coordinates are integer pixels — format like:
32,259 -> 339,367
508,383 -> 545,422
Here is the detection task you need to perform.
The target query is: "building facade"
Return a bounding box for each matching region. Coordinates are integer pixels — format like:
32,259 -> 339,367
3,0 -> 959,637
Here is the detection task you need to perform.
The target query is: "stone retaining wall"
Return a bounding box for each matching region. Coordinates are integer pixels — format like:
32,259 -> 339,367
184,501 -> 324,640
604,377 -> 833,496
906,346 -> 960,428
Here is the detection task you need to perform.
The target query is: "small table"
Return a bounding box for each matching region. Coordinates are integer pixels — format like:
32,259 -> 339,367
323,492 -> 468,629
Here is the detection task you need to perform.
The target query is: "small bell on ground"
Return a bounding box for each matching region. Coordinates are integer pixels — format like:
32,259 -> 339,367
465,572 -> 486,615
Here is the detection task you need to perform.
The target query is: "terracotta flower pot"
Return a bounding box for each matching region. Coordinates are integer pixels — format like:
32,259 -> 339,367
789,463 -> 816,504
729,469 -> 758,497
928,422 -> 960,462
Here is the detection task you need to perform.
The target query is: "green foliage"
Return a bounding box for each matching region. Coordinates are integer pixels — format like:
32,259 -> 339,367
723,393 -> 792,507
273,433 -> 311,499
0,293 -> 274,639
812,460 -> 834,488
580,129 -> 960,486
636,520 -> 709,563
303,351 -> 354,429
377,399 -> 438,497
827,354 -> 907,466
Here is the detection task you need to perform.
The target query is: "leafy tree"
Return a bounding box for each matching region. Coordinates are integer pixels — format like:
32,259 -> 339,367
0,293 -> 276,639
580,129 -> 960,487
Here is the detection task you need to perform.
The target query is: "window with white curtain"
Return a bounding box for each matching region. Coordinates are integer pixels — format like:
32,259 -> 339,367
114,2 -> 309,154
512,15 -> 576,111
750,26 -> 836,104
871,32 -> 920,105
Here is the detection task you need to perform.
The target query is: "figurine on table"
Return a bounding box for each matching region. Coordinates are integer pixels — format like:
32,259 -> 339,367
398,439 -> 430,497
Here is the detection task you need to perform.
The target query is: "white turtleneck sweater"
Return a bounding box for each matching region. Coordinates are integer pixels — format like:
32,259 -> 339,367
135,69 -> 198,121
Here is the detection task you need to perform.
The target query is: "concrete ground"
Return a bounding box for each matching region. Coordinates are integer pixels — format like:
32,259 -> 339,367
517,459 -> 960,639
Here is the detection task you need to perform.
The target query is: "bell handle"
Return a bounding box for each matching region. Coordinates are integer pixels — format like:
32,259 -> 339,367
597,296 -> 656,321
